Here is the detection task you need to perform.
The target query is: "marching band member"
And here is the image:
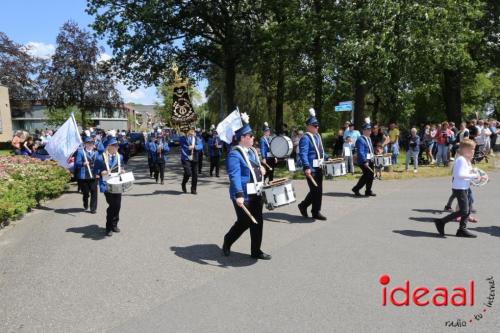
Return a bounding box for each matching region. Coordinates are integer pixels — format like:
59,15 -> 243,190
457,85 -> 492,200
146,137 -> 157,178
152,138 -> 170,184
207,126 -> 221,177
196,128 -> 205,174
260,122 -> 277,182
180,126 -> 203,194
297,108 -> 328,220
95,137 -> 125,237
222,113 -> 271,260
75,136 -> 98,213
352,123 -> 376,197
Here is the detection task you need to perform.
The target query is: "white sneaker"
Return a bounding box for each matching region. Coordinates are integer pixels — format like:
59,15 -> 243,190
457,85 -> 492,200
414,169 -> 418,173
450,157 -> 455,161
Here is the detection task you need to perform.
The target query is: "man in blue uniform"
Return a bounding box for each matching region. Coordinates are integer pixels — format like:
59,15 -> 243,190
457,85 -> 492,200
297,108 -> 328,220
152,138 -> 170,184
260,122 -> 277,182
118,133 -> 130,164
207,127 -> 221,177
352,123 -> 376,197
75,137 -> 98,213
180,127 -> 203,194
146,137 -> 157,178
196,128 -> 205,174
222,114 -> 271,260
94,137 -> 125,237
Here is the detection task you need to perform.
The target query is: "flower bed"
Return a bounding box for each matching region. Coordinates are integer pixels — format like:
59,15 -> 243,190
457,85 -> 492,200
0,156 -> 70,226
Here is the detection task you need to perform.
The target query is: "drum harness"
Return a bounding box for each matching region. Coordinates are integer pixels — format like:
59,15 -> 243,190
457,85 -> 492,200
305,132 -> 325,166
233,145 -> 264,195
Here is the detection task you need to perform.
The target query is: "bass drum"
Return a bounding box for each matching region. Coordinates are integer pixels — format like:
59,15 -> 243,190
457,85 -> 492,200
270,136 -> 293,158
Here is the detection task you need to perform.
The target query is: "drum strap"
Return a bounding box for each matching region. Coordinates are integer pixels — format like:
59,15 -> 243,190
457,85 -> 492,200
234,146 -> 263,184
305,132 -> 325,160
103,151 -> 121,174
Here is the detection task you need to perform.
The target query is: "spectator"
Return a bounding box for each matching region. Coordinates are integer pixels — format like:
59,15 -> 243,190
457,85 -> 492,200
333,128 -> 344,157
343,136 -> 354,174
370,125 -> 386,150
11,131 -> 23,155
388,122 -> 400,164
22,136 -> 34,156
405,128 -> 420,173
435,121 -> 453,167
343,123 -> 361,145
423,124 -> 435,164
489,120 -> 498,155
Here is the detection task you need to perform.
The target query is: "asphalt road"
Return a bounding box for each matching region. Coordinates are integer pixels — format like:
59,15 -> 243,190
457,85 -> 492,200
0,150 -> 499,333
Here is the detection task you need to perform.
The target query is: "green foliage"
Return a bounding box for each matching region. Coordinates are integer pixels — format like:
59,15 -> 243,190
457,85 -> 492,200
45,105 -> 82,127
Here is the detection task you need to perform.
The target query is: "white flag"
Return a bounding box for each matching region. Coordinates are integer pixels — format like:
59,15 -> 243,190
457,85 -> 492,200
216,110 -> 242,144
45,115 -> 81,168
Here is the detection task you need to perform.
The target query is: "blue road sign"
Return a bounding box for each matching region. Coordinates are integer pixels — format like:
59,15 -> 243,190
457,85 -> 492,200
335,104 -> 353,112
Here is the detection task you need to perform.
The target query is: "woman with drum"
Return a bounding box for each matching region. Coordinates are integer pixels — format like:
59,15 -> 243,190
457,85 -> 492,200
95,137 -> 125,237
222,113 -> 271,260
259,122 -> 277,182
297,108 -> 328,221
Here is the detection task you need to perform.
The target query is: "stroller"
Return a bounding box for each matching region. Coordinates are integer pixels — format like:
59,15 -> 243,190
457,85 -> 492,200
473,144 -> 488,164
418,142 -> 431,165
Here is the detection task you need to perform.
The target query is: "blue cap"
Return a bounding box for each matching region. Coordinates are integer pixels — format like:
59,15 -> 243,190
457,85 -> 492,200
263,123 -> 270,132
83,136 -> 94,143
90,132 -> 97,137
235,124 -> 253,141
105,137 -> 118,147
362,123 -> 372,130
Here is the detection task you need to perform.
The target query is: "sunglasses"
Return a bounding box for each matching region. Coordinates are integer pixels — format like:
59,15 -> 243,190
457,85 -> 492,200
312,124 -> 319,128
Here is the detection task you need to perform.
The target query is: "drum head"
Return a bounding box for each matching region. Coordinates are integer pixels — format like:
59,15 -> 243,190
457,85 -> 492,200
270,136 -> 292,158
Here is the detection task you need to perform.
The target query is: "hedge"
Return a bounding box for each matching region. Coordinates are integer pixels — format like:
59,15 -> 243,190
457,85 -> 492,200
0,156 -> 70,226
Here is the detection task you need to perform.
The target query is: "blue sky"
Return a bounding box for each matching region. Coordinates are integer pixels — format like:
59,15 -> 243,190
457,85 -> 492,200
0,0 -> 206,105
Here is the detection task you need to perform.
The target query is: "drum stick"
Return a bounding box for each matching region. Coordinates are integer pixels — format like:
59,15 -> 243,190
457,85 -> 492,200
306,173 -> 318,187
241,204 -> 258,224
263,161 -> 273,171
367,165 -> 375,174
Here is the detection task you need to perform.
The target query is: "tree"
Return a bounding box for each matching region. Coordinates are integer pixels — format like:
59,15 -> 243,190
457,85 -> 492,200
43,21 -> 122,127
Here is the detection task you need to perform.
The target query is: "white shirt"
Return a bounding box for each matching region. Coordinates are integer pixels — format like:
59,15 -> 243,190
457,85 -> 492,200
452,156 -> 475,190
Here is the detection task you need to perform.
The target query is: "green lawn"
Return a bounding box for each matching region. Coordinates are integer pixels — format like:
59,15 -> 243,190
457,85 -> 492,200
0,149 -> 12,156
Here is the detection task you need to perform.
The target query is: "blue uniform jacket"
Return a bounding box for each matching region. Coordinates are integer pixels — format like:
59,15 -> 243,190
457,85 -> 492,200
298,133 -> 329,174
94,153 -> 125,193
355,136 -> 374,165
180,135 -> 203,161
149,142 -> 170,163
75,148 -> 98,180
226,147 -> 260,201
146,141 -> 157,159
207,136 -> 221,157
95,140 -> 105,154
259,136 -> 271,160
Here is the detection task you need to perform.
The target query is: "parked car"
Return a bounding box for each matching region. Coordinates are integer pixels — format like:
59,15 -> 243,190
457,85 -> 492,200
127,132 -> 145,155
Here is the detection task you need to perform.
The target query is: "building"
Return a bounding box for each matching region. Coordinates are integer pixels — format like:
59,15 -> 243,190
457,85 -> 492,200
0,86 -> 13,142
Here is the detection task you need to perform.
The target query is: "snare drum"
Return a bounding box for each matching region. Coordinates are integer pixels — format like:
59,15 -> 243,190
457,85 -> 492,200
374,154 -> 392,167
106,172 -> 135,193
322,158 -> 347,177
262,178 -> 296,210
270,136 -> 293,158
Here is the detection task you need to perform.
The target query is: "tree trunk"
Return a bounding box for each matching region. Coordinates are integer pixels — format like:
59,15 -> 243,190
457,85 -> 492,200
266,93 -> 273,124
442,69 -> 462,123
354,77 -> 366,130
275,57 -> 285,134
224,58 -> 236,115
312,0 -> 323,124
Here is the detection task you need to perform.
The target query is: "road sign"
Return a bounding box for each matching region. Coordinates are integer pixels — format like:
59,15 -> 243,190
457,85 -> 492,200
335,104 -> 353,112
339,101 -> 353,107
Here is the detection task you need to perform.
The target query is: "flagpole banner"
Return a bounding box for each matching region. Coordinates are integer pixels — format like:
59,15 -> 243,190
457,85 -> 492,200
216,110 -> 242,144
45,115 -> 81,168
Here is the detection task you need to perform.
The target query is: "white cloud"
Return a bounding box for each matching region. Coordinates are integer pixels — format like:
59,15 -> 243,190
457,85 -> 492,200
24,42 -> 55,59
118,83 -> 160,105
97,52 -> 112,63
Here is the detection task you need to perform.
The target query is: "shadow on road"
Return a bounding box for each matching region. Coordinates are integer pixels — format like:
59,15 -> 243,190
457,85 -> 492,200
408,216 -> 436,223
323,192 -> 353,198
393,230 -> 444,238
170,244 -> 257,268
264,211 -> 314,224
469,226 -> 500,237
412,208 -> 444,214
54,207 -> 85,216
66,224 -> 106,240
124,190 -> 184,197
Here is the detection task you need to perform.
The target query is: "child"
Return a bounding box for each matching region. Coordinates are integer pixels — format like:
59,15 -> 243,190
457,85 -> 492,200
434,139 -> 484,238
342,136 -> 354,174
374,145 -> 384,180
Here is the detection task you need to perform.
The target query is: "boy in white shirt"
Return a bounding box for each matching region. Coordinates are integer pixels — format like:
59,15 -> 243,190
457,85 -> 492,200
434,139 -> 485,238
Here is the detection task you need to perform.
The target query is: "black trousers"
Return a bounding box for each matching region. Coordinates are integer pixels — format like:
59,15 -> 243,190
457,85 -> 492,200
78,179 -> 98,211
198,151 -> 204,173
104,192 -> 122,231
353,161 -> 374,193
264,158 -> 276,182
224,196 -> 264,255
182,159 -> 198,191
148,157 -> 155,177
154,160 -> 165,182
300,169 -> 323,214
210,155 -> 220,176
440,189 -> 470,230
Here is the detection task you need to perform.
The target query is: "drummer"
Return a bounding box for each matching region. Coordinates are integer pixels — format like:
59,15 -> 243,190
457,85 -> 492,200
222,113 -> 271,260
259,122 -> 277,182
95,137 -> 125,237
352,123 -> 376,197
297,108 -> 328,221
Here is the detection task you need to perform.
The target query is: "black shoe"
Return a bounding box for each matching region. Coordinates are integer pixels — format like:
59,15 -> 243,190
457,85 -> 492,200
90,210 -> 96,214
105,230 -> 113,237
216,174 -> 220,177
365,192 -> 376,197
251,253 -> 272,260
312,212 -> 327,221
210,173 -> 213,177
112,226 -> 120,233
352,189 -> 362,197
182,184 -> 187,193
434,219 -> 445,236
191,190 -> 197,195
298,203 -> 308,218
456,229 -> 477,238
83,205 -> 88,211
222,242 -> 230,256
444,206 -> 452,212
161,181 -> 164,185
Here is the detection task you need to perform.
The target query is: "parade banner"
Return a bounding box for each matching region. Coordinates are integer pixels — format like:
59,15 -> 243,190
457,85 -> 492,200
45,114 -> 81,168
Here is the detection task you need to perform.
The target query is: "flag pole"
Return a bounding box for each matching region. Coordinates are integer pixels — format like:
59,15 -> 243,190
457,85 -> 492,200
71,113 -> 93,178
